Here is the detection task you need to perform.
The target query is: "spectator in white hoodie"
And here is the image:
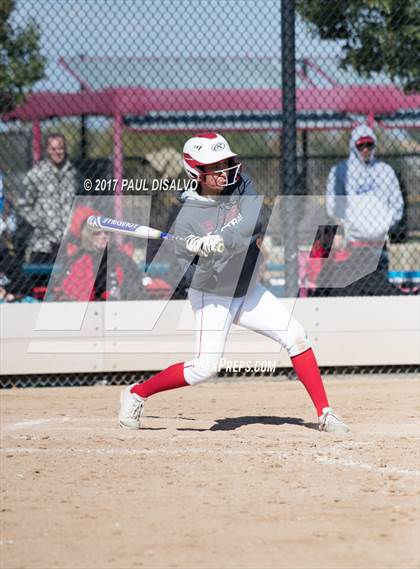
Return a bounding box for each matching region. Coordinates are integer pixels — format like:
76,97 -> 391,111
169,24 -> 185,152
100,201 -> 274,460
326,124 -> 404,276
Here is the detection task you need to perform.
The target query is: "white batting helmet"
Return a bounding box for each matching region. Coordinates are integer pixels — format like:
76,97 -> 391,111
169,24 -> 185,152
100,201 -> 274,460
183,133 -> 241,186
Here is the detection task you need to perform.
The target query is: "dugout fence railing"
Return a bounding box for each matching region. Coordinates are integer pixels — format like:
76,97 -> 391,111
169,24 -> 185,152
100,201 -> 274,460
1,365 -> 419,390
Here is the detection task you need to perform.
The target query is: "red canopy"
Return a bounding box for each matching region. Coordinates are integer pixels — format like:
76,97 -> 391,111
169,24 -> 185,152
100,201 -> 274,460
4,85 -> 420,121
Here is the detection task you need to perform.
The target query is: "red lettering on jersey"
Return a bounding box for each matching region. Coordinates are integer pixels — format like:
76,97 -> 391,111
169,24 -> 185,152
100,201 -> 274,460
203,219 -> 216,233
224,206 -> 240,224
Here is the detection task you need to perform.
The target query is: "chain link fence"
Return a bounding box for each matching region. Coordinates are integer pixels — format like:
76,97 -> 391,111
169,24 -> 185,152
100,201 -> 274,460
1,364 -> 419,389
0,1 -> 419,384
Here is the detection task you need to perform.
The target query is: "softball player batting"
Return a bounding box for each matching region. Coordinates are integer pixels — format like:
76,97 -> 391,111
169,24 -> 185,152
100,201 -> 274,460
119,133 -> 349,433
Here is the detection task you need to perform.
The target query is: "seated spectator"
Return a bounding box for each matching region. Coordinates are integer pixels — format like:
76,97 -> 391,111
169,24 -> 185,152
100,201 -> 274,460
1,179 -> 32,298
0,188 -> 33,263
56,206 -> 144,301
18,133 -> 78,264
309,229 -> 408,297
0,271 -> 15,302
0,240 -> 32,300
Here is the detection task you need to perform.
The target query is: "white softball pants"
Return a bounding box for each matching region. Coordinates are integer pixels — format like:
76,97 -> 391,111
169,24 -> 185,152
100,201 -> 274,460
184,283 -> 311,385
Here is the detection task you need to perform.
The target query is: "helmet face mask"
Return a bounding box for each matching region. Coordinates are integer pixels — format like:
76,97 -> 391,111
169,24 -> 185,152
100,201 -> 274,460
198,160 -> 241,187
183,133 -> 241,187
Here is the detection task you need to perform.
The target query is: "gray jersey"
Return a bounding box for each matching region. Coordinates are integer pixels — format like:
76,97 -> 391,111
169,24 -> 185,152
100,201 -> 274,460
173,173 -> 264,297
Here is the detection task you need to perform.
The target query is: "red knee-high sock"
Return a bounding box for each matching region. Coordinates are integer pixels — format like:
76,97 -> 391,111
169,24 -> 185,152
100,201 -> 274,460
290,348 -> 329,416
131,362 -> 188,399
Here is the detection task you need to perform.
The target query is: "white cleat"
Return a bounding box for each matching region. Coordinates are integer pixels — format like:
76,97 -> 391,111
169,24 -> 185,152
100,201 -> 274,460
119,384 -> 146,430
318,407 -> 349,433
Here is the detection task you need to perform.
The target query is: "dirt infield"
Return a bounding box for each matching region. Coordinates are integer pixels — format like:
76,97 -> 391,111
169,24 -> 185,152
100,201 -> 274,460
1,374 -> 419,569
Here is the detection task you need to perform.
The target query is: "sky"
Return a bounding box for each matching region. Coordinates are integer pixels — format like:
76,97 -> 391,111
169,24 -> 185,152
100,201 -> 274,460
12,0 -> 344,93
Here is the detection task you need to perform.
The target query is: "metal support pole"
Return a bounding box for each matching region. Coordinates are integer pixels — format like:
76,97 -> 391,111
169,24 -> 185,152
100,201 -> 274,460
113,112 -> 123,221
32,121 -> 42,163
300,59 -> 309,196
301,129 -> 308,194
79,54 -> 87,161
80,115 -> 87,160
281,0 -> 299,296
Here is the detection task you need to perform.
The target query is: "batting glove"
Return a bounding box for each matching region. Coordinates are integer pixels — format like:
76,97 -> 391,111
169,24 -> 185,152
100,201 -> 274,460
186,234 -> 224,257
202,234 -> 224,255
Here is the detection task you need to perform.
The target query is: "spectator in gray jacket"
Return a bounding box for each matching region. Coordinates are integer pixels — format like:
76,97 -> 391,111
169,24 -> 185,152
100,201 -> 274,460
19,133 -> 78,263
